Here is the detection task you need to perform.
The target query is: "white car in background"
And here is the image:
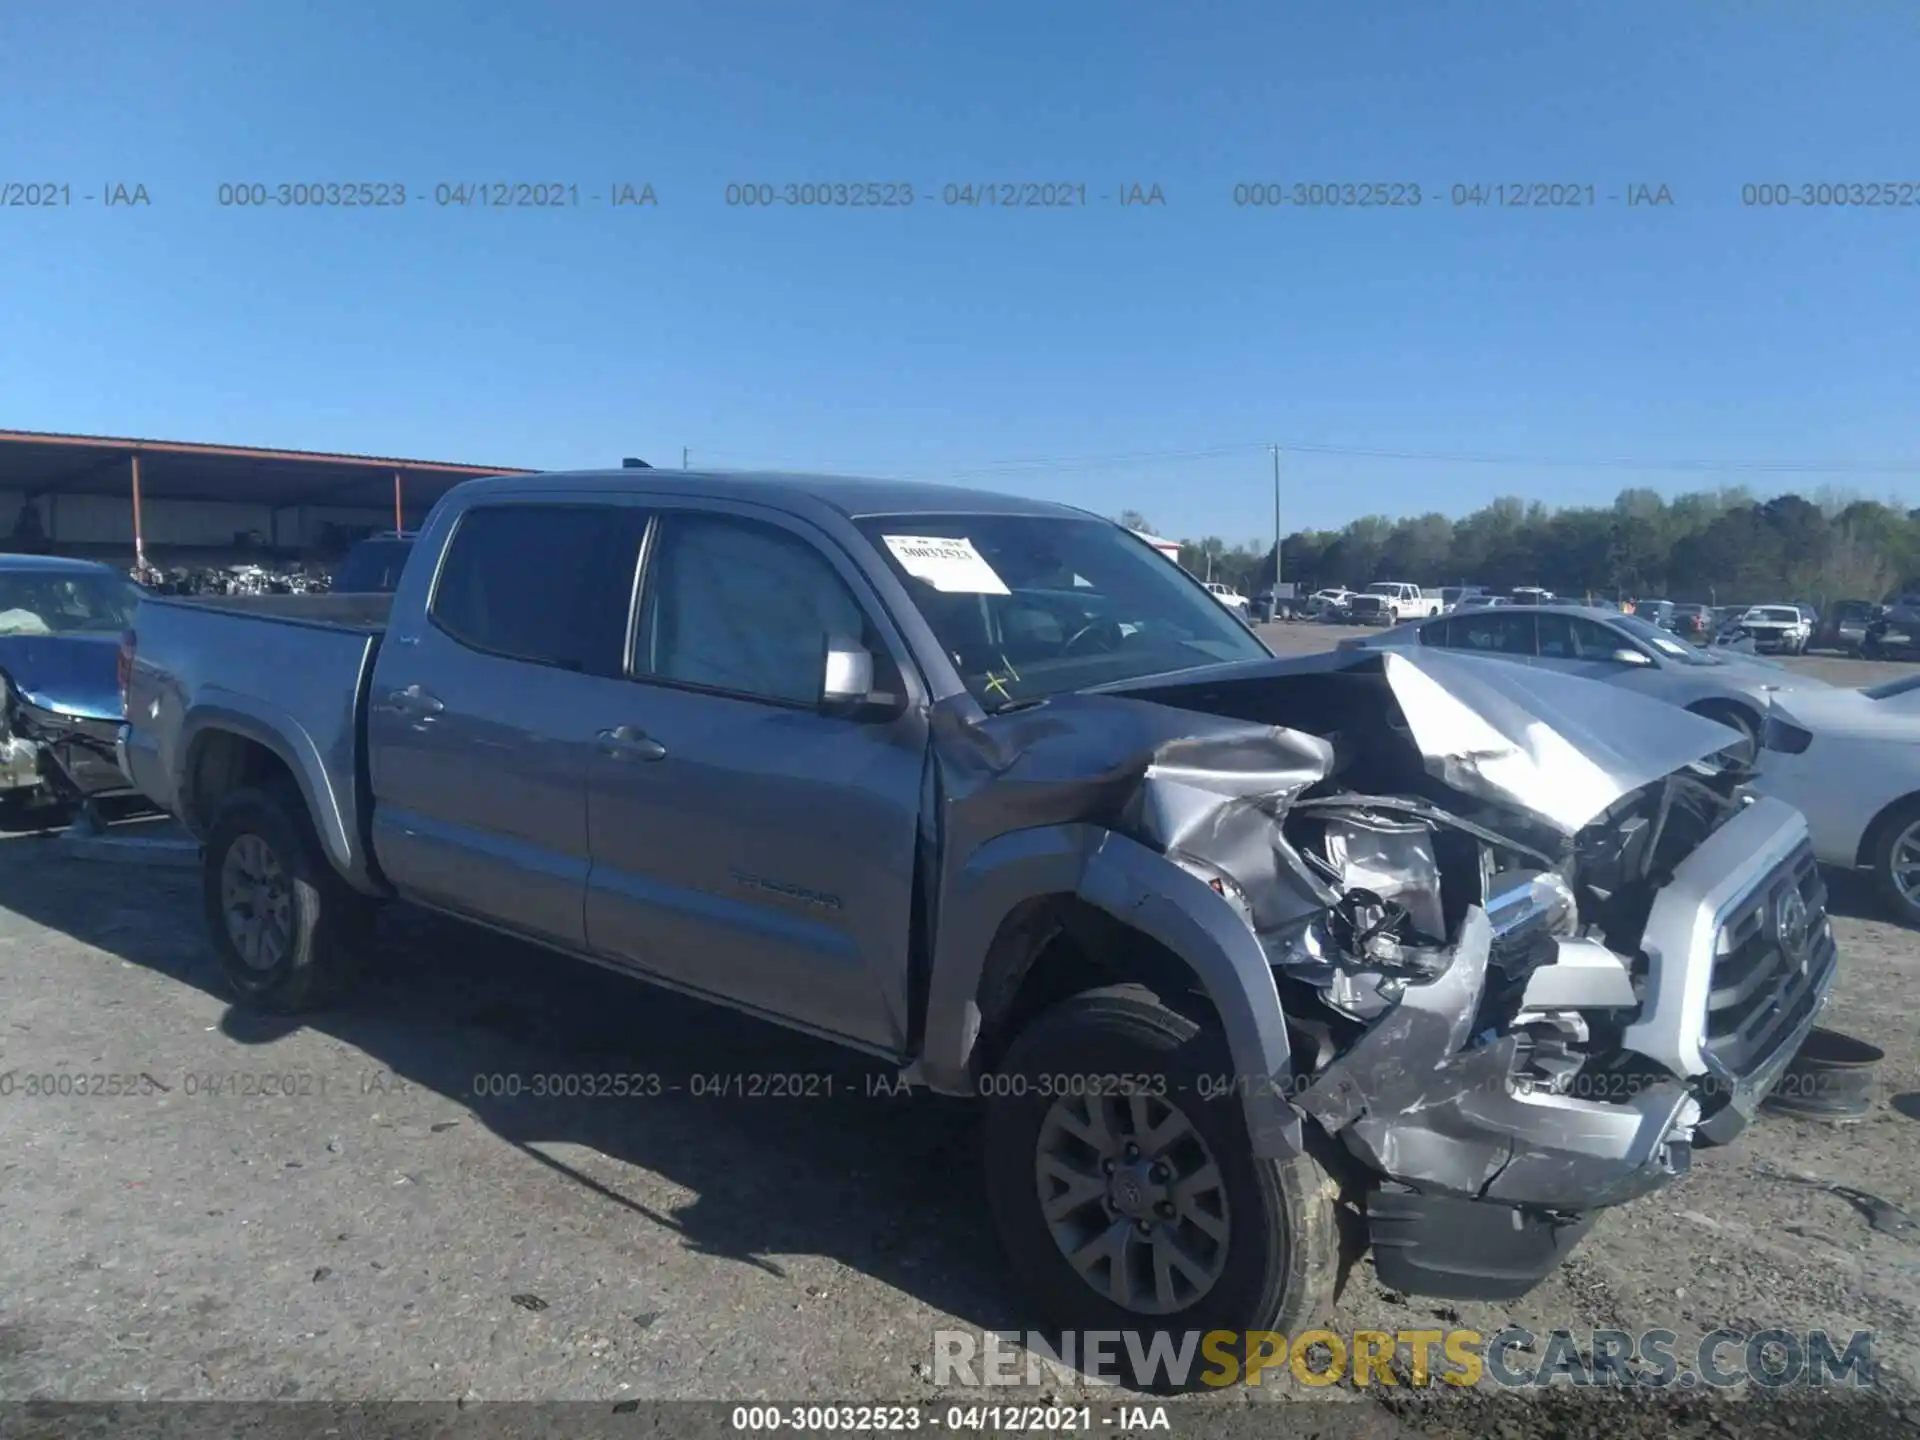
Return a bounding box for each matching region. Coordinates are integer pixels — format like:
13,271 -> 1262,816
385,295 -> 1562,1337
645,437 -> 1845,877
1202,580 -> 1250,616
1738,604 -> 1814,655
1755,673 -> 1920,925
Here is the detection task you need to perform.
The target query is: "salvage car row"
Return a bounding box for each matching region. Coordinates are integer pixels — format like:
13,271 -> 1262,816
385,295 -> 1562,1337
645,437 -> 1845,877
82,465 -> 1876,1356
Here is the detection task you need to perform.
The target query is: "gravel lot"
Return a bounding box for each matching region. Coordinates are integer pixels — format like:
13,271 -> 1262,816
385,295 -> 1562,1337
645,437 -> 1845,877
1,625 -> 1916,1433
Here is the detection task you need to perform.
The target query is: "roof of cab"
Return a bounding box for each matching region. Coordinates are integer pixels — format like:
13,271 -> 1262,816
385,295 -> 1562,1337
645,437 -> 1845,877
448,468 -> 1095,521
0,553 -> 120,574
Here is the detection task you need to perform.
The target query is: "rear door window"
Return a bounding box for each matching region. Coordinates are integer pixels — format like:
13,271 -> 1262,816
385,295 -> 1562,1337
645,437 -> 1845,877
429,504 -> 647,677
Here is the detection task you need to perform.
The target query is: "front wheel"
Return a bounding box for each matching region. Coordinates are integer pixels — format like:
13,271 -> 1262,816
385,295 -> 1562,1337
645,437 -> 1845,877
1869,799 -> 1920,928
1688,702 -> 1759,766
202,782 -> 375,1012
982,987 -> 1340,1373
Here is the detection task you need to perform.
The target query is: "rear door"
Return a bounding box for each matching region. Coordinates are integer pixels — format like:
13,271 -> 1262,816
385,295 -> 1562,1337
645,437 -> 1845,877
581,503 -> 929,1053
366,499 -> 649,949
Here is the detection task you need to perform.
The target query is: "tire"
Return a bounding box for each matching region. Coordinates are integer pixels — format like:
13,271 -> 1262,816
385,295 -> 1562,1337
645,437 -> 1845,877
202,782 -> 375,1012
1868,798 -> 1920,929
982,986 -> 1339,1382
1688,701 -> 1759,765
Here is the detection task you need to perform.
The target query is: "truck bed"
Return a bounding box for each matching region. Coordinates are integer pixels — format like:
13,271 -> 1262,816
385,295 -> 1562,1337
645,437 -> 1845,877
150,591 -> 394,631
123,591 -> 392,891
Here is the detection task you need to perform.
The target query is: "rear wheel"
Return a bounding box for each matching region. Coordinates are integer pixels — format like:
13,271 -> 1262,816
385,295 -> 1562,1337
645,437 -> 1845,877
202,782 -> 374,1011
982,986 -> 1339,1376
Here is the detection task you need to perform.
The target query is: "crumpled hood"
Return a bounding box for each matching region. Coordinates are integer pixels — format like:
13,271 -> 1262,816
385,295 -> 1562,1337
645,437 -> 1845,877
0,633 -> 122,721
1371,650 -> 1743,832
1100,647 -> 1744,836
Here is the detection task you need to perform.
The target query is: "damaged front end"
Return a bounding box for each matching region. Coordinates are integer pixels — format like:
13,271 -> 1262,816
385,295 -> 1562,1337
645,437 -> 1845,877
1108,648 -> 1839,1300
0,668 -> 131,808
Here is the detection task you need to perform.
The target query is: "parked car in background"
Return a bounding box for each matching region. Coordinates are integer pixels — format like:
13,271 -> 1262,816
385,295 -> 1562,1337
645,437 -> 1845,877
1810,599 -> 1876,655
1630,599 -> 1676,630
1737,604 -> 1814,655
118,466 -> 1839,1337
0,554 -> 145,814
1304,586 -> 1355,621
1345,580 -> 1441,625
1336,603 -> 1829,761
1756,673 -> 1920,925
1671,603 -> 1713,642
1250,585 -> 1297,623
1203,580 -> 1250,617
1510,586 -> 1556,606
1437,585 -> 1486,613
1863,596 -> 1920,661
1456,593 -> 1511,611
331,532 -> 417,594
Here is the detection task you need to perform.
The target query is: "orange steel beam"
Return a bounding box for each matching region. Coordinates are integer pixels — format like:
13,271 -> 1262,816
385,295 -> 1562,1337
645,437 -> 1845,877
394,472 -> 404,532
130,453 -> 146,566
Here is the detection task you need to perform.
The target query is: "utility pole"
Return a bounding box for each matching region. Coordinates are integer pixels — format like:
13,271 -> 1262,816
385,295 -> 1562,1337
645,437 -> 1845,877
682,447 -> 690,471
1271,444 -> 1282,594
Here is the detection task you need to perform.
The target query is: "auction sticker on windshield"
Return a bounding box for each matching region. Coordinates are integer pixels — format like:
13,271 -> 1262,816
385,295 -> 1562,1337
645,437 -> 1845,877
882,534 -> 1011,594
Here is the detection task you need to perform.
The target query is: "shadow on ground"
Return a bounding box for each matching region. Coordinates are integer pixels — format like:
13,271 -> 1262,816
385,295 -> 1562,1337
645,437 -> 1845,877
0,826 -> 1023,1336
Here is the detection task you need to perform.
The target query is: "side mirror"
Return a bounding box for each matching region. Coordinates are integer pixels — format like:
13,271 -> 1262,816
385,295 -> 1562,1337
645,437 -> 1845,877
1609,648 -> 1653,666
820,634 -> 876,709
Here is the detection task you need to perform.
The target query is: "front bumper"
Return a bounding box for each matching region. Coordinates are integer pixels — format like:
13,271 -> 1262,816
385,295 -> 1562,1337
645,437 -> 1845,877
1296,794 -> 1835,1298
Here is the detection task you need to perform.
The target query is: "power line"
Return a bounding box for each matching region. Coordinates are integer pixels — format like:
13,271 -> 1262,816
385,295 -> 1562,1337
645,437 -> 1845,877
687,439 -> 1920,480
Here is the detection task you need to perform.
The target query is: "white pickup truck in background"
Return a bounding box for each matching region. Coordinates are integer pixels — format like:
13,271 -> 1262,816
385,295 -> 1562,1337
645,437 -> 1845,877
1202,580 -> 1250,616
1345,581 -> 1442,625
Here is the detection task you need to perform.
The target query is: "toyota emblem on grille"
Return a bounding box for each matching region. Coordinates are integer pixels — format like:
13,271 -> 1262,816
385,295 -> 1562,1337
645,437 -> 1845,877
1775,886 -> 1811,966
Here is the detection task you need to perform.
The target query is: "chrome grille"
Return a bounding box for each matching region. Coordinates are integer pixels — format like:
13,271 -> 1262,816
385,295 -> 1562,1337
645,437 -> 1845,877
1703,841 -> 1833,1079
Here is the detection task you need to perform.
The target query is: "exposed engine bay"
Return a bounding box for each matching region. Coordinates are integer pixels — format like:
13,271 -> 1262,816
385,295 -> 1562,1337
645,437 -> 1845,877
1072,647 -> 1838,1292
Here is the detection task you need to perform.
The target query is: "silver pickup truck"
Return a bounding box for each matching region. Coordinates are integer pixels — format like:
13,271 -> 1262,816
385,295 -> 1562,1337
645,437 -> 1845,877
119,468 -> 1836,1351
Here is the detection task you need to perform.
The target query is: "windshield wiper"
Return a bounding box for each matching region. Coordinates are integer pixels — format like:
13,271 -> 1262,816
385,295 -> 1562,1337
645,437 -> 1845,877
983,695 -> 1049,716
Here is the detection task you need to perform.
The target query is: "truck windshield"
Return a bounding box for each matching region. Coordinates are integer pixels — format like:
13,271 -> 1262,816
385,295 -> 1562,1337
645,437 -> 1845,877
0,571 -> 141,636
854,514 -> 1270,709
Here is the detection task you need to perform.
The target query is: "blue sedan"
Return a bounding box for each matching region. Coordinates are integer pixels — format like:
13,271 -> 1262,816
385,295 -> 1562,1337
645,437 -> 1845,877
0,554 -> 143,811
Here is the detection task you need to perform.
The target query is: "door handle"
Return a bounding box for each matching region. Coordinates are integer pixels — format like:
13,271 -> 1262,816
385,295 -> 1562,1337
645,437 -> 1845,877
385,684 -> 445,719
597,725 -> 667,761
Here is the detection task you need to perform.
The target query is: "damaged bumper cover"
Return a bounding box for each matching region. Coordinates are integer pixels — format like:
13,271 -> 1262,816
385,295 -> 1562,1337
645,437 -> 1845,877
935,648 -> 1834,1292
1293,906 -> 1699,1214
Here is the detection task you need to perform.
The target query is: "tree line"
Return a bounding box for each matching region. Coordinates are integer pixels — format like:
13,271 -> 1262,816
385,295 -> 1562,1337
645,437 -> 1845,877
1120,486 -> 1920,606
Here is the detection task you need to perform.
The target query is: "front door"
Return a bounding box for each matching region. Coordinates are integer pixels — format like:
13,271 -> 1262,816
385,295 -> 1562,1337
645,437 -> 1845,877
582,506 -> 928,1053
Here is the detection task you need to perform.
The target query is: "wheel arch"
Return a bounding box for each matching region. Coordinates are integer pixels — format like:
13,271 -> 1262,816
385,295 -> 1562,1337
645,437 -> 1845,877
922,825 -> 1303,1159
176,707 -> 380,895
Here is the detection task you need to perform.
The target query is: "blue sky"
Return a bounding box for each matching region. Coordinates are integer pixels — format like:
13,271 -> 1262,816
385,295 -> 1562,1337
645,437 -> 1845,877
3,1 -> 1917,542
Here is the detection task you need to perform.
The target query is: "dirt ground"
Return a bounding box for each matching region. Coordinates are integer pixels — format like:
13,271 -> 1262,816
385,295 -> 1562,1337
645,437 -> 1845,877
1,626 -> 1916,1435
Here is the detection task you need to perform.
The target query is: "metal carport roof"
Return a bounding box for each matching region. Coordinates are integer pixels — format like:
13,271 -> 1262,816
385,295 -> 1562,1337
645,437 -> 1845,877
0,429 -> 536,513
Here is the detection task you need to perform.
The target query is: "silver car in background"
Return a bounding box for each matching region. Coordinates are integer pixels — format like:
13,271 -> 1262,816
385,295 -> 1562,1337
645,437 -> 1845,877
1338,603 -> 1827,761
